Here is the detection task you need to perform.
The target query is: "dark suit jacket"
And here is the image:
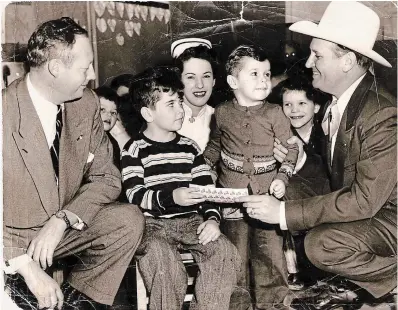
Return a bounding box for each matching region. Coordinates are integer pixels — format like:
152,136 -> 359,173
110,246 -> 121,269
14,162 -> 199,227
3,76 -> 122,261
286,73 -> 397,236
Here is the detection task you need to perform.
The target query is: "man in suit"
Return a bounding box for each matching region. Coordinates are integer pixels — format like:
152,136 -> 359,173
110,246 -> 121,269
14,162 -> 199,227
3,17 -> 144,309
237,2 -> 397,309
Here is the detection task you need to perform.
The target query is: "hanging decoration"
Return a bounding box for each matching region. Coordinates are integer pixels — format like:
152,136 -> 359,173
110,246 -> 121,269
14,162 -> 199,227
125,20 -> 134,37
93,1 -> 106,17
116,2 -> 124,18
133,22 -> 142,36
134,5 -> 141,19
116,33 -> 125,46
155,7 -> 165,22
140,5 -> 148,22
164,9 -> 170,24
106,2 -> 116,16
107,19 -> 116,32
96,17 -> 107,33
126,3 -> 135,20
149,6 -> 157,21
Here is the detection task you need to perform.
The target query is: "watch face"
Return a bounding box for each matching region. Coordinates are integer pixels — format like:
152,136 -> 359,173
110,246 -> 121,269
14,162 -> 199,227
56,211 -> 66,218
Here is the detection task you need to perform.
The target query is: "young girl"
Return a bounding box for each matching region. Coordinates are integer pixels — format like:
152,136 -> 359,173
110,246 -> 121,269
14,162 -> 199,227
276,76 -> 331,287
94,86 -> 130,170
278,76 -> 331,198
171,38 -> 217,153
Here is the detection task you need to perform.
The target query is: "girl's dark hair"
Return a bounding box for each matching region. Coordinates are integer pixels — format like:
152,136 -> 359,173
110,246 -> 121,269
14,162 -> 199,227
279,76 -> 330,107
93,86 -> 120,110
175,45 -> 218,76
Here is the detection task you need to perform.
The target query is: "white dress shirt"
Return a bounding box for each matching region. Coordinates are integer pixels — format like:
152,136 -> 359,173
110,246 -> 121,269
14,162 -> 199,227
280,74 -> 367,230
178,102 -> 214,153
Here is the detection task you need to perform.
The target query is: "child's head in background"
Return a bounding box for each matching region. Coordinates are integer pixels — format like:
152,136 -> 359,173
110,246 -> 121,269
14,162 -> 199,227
172,39 -> 217,112
226,45 -> 271,107
280,77 -> 327,134
94,86 -> 119,132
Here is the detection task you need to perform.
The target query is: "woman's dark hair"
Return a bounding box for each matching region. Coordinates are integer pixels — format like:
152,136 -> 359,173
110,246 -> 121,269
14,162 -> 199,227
175,45 -> 218,76
27,17 -> 88,68
93,86 -> 120,110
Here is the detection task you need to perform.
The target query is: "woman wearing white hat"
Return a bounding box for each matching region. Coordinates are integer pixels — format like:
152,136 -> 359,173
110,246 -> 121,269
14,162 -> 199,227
171,38 -> 216,153
237,2 -> 397,309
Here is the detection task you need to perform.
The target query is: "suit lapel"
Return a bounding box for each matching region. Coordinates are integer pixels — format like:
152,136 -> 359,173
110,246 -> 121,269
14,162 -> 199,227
58,100 -> 90,206
330,73 -> 374,190
13,78 -> 59,216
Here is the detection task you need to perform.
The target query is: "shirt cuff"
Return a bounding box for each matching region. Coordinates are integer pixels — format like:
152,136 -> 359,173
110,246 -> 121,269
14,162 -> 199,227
4,254 -> 32,274
293,152 -> 307,174
64,210 -> 85,230
279,201 -> 288,230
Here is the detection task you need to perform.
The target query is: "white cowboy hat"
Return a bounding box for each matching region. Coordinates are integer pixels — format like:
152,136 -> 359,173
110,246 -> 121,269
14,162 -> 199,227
171,38 -> 212,58
289,1 -> 391,67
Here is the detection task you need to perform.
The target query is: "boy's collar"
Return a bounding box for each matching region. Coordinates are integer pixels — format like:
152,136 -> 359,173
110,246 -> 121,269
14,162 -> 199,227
232,98 -> 265,112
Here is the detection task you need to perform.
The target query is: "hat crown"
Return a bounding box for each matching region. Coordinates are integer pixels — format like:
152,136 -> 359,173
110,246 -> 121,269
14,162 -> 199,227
318,1 -> 380,50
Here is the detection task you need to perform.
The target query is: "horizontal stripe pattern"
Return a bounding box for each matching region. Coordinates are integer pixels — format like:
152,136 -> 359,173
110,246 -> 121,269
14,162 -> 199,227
121,133 -> 219,220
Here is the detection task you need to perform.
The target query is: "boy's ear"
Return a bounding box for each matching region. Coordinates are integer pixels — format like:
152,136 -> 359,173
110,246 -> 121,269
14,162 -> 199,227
227,75 -> 238,90
140,106 -> 154,123
48,59 -> 61,78
314,104 -> 321,114
212,78 -> 216,88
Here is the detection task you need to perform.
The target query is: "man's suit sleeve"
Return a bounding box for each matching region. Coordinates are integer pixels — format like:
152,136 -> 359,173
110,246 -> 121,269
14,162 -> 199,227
285,104 -> 397,231
63,96 -> 121,226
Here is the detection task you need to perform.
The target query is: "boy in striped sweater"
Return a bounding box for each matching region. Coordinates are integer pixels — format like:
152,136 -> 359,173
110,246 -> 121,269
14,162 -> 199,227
121,66 -> 240,310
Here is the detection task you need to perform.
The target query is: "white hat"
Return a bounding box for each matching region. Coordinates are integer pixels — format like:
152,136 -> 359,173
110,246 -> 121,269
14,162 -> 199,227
171,38 -> 212,58
289,1 -> 391,67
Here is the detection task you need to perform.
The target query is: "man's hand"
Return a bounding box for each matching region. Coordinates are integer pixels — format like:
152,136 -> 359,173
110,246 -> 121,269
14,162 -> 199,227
269,179 -> 285,198
27,216 -> 67,269
197,219 -> 221,245
273,136 -> 305,170
235,195 -> 282,224
173,187 -> 205,206
17,260 -> 63,309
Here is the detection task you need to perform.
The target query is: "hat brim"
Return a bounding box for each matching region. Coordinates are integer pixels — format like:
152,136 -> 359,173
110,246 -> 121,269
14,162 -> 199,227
289,21 -> 392,68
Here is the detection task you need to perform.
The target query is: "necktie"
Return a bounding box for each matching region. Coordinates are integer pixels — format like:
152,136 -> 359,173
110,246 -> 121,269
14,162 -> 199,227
50,106 -> 63,182
321,99 -> 340,141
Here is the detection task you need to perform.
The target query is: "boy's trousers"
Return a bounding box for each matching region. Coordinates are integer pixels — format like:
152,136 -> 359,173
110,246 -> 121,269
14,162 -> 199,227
223,216 -> 290,310
136,214 -> 241,310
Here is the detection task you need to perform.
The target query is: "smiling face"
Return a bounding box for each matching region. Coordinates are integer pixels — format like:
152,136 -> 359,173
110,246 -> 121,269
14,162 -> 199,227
305,38 -> 345,96
145,90 -> 185,134
282,90 -> 320,132
56,35 -> 96,101
181,58 -> 215,110
229,57 -> 271,106
100,97 -> 118,131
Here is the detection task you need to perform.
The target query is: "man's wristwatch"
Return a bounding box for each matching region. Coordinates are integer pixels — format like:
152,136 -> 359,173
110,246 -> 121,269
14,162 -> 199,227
54,210 -> 71,228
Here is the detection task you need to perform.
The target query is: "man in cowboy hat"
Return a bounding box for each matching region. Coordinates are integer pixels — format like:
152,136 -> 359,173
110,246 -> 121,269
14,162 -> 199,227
237,1 -> 396,308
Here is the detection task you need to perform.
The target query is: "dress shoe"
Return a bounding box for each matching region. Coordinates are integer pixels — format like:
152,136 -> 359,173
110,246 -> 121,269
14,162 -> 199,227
288,273 -> 305,291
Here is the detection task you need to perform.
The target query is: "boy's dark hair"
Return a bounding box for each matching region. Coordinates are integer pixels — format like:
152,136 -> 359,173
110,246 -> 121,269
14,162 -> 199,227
93,86 -> 120,110
175,45 -> 218,76
110,73 -> 135,91
226,45 -> 269,76
27,17 -> 88,68
280,76 -> 330,107
129,66 -> 184,112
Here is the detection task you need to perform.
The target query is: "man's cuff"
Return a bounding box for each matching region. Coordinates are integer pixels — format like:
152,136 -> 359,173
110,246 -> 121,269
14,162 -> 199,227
279,201 -> 288,230
4,254 -> 32,274
293,152 -> 307,174
64,210 -> 85,230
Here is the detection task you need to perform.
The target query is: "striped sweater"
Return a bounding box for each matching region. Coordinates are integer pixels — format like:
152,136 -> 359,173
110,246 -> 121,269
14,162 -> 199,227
121,132 -> 221,221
